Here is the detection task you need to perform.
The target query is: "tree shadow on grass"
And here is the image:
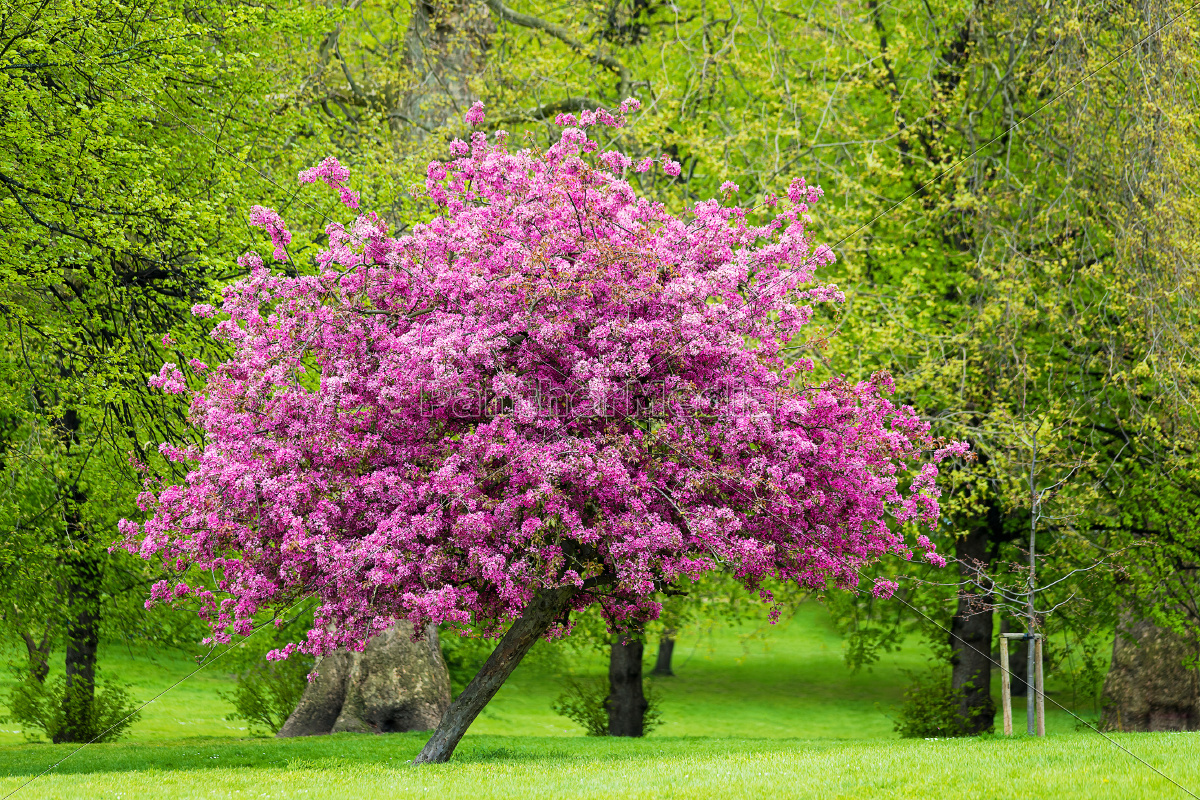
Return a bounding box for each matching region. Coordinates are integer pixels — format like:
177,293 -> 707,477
0,734 -> 795,778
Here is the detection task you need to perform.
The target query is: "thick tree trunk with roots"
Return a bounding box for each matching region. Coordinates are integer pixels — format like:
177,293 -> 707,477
414,586 -> 577,763
948,509 -> 997,734
651,632 -> 675,677
278,623 -> 450,737
1102,613 -> 1200,731
608,638 -> 648,736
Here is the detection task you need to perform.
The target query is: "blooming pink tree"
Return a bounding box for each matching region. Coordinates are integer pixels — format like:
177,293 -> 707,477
124,101 -> 963,762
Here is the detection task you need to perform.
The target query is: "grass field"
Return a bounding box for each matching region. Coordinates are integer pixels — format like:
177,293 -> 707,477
2,604 -> 1191,799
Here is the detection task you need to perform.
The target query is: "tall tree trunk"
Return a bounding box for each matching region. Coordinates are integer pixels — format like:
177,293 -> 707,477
651,631 -> 675,677
608,637 -> 648,736
414,586 -> 576,763
395,0 -> 495,136
53,406 -> 102,744
279,622 -> 450,737
55,493 -> 101,743
1102,612 -> 1200,731
948,504 -> 998,734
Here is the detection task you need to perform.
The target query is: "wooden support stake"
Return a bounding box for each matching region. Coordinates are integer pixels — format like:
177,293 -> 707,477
1000,636 -> 1013,735
1035,635 -> 1046,737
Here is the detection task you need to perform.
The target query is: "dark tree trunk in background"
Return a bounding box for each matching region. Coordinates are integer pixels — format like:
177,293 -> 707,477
651,631 -> 675,677
608,638 -> 648,736
279,622 -> 450,737
414,585 -> 577,763
1102,612 -> 1200,731
53,407 -> 102,745
396,0 -> 495,134
948,503 -> 999,734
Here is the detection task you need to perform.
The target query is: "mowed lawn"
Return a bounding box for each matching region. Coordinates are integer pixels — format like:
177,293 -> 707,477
3,604 -> 1192,799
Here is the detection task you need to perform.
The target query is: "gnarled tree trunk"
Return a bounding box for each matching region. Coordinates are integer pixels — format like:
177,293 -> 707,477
608,637 -> 648,736
1102,613 -> 1200,732
278,622 -> 451,737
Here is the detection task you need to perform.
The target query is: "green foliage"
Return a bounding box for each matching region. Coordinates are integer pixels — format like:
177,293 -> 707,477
221,657 -> 312,735
891,668 -> 981,739
440,632 -> 497,697
4,672 -> 140,743
551,675 -> 662,737
551,675 -> 610,736
217,607 -> 315,734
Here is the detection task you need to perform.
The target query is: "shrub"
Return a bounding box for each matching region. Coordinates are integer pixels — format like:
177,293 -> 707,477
893,668 -> 984,738
221,654 -> 313,735
440,634 -> 496,697
552,675 -> 662,736
5,673 -> 141,743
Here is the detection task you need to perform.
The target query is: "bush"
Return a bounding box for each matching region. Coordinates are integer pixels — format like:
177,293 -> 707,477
221,655 -> 313,735
440,633 -> 496,697
5,673 -> 141,743
893,668 -> 983,738
551,675 -> 662,736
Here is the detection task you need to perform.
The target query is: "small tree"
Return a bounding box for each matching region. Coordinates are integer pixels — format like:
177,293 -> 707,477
122,102 -> 963,763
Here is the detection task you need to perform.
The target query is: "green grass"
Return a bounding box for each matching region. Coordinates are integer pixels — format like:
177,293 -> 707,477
2,604 -> 1181,799
1,733 -> 1197,799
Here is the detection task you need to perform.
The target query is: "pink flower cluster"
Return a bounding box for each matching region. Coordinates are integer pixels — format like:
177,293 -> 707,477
298,156 -> 359,210
123,103 -> 959,655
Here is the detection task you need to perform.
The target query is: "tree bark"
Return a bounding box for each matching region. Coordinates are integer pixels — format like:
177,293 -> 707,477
608,637 -> 648,736
54,406 -> 101,745
1102,612 -> 1200,731
414,585 -> 577,763
20,629 -> 52,684
278,622 -> 450,737
651,631 -> 675,677
948,507 -> 997,734
394,0 -> 495,135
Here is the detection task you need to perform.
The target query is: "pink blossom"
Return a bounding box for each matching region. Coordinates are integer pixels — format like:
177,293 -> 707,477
248,206 -> 292,262
123,108 -> 959,660
298,156 -> 359,210
464,101 -> 486,126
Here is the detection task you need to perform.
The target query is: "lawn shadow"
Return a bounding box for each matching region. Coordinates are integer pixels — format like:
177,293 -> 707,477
0,734 -> 800,778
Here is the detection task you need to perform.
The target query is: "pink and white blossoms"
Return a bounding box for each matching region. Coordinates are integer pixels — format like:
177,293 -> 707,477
123,105 -> 962,659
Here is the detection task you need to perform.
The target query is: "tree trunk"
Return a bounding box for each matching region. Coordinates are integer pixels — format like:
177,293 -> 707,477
414,585 -> 576,763
395,0 -> 495,136
278,622 -> 450,737
55,532 -> 101,743
948,509 -> 997,734
1102,612 -> 1200,732
608,637 -> 648,736
651,631 -> 675,677
53,403 -> 101,745
20,629 -> 52,684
